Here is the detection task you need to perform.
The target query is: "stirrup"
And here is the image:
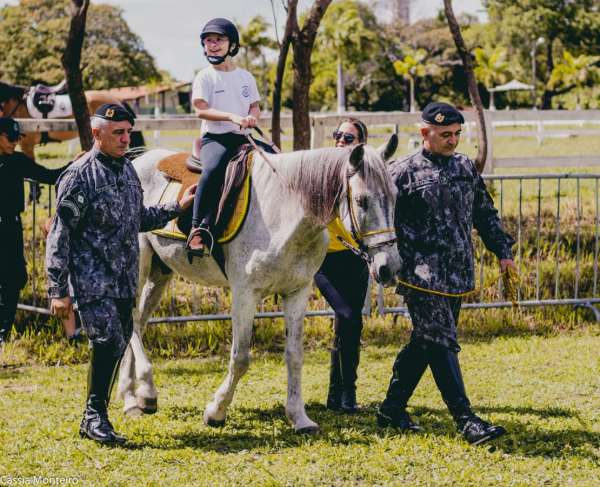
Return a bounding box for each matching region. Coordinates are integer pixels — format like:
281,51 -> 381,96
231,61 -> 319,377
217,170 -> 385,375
186,226 -> 214,258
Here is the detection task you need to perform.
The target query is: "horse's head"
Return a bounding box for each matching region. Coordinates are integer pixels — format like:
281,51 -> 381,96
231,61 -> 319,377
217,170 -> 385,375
339,135 -> 400,286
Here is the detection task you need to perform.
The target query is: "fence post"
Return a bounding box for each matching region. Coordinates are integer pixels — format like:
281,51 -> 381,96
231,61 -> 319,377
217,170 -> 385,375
311,117 -> 325,149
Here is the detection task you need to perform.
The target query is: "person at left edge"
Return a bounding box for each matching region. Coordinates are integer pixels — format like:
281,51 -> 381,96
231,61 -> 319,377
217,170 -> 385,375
0,117 -> 70,344
46,103 -> 196,445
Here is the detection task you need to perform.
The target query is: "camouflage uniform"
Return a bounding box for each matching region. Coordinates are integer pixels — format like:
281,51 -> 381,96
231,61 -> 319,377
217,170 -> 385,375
46,147 -> 182,353
390,148 -> 514,351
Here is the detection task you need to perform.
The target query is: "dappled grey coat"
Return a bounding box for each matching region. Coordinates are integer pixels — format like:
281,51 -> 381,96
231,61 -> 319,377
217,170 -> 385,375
46,148 -> 182,304
390,149 -> 514,295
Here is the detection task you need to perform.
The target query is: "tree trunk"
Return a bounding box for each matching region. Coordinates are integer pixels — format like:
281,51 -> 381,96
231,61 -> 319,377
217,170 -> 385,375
271,0 -> 298,150
61,0 -> 92,151
336,56 -> 345,114
292,41 -> 313,149
409,76 -> 415,113
541,40 -> 555,109
444,0 -> 488,173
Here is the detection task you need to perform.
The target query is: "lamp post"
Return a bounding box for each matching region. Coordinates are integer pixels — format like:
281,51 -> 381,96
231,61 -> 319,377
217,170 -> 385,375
531,36 -> 545,109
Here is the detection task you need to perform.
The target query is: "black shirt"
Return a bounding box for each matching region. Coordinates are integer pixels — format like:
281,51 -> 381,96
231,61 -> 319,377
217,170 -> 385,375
0,151 -> 68,216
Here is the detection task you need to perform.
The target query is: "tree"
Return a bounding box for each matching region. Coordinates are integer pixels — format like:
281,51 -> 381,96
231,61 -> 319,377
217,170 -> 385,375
0,0 -> 160,89
271,0 -> 333,150
62,0 -> 92,150
319,1 -> 377,113
548,50 -> 600,109
483,0 -> 600,108
444,0 -> 488,173
393,48 -> 428,113
474,46 -> 510,109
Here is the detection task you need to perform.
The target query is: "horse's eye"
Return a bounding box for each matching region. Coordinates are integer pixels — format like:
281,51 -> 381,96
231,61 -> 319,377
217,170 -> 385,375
354,195 -> 368,210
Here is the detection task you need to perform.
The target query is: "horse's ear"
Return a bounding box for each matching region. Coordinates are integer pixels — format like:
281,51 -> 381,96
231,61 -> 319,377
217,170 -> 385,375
349,144 -> 365,172
378,133 -> 398,162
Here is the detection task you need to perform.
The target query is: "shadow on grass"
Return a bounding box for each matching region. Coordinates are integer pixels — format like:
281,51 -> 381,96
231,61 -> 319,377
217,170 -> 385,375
137,401 -> 599,463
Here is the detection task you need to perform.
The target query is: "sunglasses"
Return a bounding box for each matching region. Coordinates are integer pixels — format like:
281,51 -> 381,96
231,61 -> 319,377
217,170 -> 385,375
332,131 -> 356,144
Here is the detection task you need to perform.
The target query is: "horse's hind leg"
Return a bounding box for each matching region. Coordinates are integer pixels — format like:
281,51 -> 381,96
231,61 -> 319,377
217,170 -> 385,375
283,285 -> 319,434
204,288 -> 257,427
119,241 -> 172,416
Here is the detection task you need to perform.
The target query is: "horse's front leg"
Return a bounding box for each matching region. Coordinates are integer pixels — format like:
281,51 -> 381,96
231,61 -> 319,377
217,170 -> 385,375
204,288 -> 257,427
283,285 -> 319,434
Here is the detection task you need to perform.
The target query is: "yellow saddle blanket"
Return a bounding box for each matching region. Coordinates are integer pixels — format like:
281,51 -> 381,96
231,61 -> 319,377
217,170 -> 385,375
151,152 -> 253,244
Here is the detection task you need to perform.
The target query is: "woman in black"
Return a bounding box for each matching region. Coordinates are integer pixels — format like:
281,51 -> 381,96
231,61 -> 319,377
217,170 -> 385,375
315,118 -> 370,413
0,117 -> 69,343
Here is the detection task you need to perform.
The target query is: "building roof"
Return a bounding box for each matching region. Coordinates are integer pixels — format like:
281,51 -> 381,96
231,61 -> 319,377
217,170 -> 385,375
108,81 -> 191,101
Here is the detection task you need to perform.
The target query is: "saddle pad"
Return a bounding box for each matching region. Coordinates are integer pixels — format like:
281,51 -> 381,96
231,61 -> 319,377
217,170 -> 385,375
152,160 -> 252,244
26,93 -> 72,119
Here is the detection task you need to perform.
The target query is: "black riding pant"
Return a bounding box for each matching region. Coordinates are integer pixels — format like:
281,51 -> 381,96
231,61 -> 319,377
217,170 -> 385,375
0,215 -> 27,339
314,250 -> 369,348
191,132 -> 248,228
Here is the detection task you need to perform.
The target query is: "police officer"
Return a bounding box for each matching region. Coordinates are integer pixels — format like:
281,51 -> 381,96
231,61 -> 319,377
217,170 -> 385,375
46,104 -> 196,445
0,117 -> 70,344
377,102 -> 516,445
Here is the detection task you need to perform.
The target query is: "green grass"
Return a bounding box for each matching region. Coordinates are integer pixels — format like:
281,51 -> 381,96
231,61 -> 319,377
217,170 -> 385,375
1,329 -> 599,485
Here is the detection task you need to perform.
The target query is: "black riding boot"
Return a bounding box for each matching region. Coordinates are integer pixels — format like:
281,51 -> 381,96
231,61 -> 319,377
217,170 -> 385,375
79,343 -> 126,445
426,343 -> 506,445
338,335 -> 361,414
326,338 -> 343,411
377,339 -> 428,431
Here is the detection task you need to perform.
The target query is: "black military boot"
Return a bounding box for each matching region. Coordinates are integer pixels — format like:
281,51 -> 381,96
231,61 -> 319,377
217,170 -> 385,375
377,339 -> 428,431
79,343 -> 126,445
426,343 -> 506,445
326,340 -> 343,411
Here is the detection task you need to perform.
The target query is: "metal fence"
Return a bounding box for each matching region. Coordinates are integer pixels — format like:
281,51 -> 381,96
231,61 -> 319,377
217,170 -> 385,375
18,172 -> 600,323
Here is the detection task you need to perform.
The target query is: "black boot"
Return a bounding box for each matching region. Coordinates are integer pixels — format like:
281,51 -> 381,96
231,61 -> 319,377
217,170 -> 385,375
79,343 -> 126,445
326,340 -> 343,411
377,339 -> 428,431
338,325 -> 362,414
426,343 -> 506,445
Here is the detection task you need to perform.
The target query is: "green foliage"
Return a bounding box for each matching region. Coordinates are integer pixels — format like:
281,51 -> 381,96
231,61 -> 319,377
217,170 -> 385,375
473,46 -> 510,89
0,0 -> 160,89
549,50 -> 600,109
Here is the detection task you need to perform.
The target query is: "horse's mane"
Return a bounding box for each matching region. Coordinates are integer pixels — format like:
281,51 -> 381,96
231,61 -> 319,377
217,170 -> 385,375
276,146 -> 394,226
0,81 -> 26,103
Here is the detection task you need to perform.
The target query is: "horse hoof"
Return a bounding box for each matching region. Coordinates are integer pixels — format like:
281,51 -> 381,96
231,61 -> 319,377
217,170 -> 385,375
124,406 -> 144,418
204,417 -> 226,428
296,425 -> 320,435
137,397 -> 158,414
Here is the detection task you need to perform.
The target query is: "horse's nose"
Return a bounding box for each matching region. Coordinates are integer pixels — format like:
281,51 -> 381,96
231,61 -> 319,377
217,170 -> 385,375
373,252 -> 395,285
377,263 -> 392,284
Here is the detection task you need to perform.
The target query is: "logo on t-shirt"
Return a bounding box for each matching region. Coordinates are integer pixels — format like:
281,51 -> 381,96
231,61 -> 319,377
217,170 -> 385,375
241,85 -> 250,98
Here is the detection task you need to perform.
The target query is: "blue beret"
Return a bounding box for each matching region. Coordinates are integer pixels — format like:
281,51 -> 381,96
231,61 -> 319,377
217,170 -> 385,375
0,117 -> 22,140
421,102 -> 464,126
93,103 -> 135,126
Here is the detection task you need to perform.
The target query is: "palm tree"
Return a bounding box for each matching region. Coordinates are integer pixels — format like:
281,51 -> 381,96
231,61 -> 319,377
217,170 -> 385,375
473,46 -> 510,109
393,48 -> 427,113
549,50 -> 600,109
320,2 -> 377,113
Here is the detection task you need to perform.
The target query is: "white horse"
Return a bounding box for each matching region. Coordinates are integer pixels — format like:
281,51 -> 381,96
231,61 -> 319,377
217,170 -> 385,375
118,138 -> 400,433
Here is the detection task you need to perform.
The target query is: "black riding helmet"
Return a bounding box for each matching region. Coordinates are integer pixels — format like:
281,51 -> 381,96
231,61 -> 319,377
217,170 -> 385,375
200,18 -> 240,65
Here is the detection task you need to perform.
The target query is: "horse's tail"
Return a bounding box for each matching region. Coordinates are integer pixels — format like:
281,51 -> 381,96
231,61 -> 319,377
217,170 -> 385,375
122,101 -> 146,158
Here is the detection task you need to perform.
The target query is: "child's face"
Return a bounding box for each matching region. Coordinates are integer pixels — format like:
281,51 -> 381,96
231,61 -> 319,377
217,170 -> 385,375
203,33 -> 230,57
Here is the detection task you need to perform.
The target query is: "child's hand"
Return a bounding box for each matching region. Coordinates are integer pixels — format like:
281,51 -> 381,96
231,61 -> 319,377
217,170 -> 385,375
231,114 -> 257,129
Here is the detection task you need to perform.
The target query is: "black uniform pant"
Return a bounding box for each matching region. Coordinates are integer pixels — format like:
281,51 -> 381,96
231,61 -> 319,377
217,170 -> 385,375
191,132 -> 248,228
77,298 -> 135,357
315,250 -> 369,389
0,215 -> 27,340
381,291 -> 472,417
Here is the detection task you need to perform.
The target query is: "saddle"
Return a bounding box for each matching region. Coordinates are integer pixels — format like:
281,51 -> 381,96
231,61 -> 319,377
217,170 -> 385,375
26,80 -> 72,119
155,145 -> 254,243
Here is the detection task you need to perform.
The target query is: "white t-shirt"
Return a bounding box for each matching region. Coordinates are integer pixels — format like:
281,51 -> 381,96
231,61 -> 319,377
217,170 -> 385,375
191,66 -> 260,135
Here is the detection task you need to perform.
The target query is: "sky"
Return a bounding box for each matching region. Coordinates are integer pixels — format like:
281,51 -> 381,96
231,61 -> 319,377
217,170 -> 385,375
1,0 -> 485,82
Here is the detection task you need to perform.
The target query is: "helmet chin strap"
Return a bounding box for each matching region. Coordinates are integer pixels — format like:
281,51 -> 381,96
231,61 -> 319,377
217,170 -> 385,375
203,42 -> 237,65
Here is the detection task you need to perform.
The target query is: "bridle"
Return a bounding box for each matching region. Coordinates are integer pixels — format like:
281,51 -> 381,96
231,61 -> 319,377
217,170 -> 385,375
338,170 -> 397,263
